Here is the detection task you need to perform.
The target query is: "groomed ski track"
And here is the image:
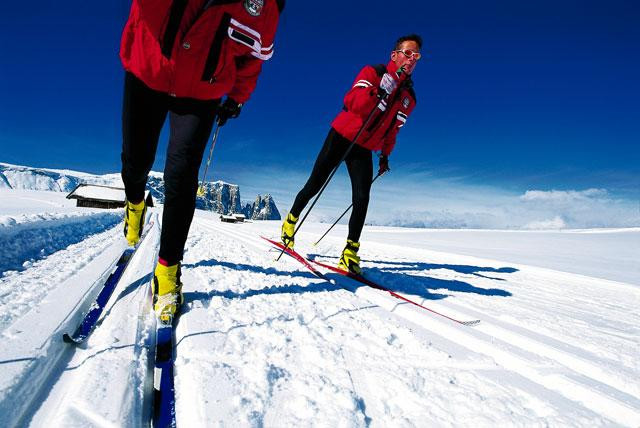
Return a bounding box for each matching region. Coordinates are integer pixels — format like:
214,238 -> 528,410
0,213 -> 161,427
0,208 -> 639,426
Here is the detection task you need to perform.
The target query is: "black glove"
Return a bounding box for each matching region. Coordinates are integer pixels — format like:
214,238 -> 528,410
378,154 -> 390,175
217,98 -> 242,126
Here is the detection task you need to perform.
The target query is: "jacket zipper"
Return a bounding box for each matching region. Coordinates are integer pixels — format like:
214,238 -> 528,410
201,12 -> 232,82
161,0 -> 188,59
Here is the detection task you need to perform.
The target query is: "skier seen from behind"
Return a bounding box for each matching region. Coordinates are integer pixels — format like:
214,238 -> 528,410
120,0 -> 285,322
281,34 -> 421,275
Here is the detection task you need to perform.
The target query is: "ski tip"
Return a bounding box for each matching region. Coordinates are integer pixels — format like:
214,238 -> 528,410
62,333 -> 81,344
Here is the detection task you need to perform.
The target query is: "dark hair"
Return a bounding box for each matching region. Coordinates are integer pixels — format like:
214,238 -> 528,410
394,34 -> 423,50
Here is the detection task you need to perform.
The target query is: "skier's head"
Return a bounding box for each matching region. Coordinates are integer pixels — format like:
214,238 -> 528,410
391,34 -> 422,75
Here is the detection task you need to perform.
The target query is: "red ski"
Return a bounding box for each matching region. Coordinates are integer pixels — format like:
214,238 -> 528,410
312,259 -> 480,327
262,236 -> 479,327
261,236 -> 330,280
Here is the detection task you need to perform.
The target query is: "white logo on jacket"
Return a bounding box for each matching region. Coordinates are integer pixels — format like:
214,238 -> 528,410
244,0 -> 263,16
397,111 -> 408,127
228,18 -> 274,60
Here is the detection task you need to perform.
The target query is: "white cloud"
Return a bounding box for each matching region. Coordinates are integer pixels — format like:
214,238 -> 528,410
229,163 -> 640,230
373,209 -> 506,229
523,216 -> 567,230
366,181 -> 639,229
520,189 -> 608,203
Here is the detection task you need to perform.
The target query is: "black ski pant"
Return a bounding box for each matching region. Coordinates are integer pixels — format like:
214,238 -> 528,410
121,72 -> 220,265
290,128 -> 373,243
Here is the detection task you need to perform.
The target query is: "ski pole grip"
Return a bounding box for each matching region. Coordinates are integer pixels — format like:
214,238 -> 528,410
377,65 -> 406,99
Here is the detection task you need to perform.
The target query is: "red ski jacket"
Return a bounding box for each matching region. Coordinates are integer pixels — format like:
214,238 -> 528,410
331,61 -> 416,156
120,0 -> 283,103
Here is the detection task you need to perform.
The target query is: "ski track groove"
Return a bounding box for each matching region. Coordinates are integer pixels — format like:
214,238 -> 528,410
1,334 -> 77,427
434,298 -> 640,399
319,233 -> 640,396
131,213 -> 161,428
190,217 -> 640,426
345,275 -> 640,426
17,212 -> 161,427
0,224 -> 124,332
0,226 -> 135,427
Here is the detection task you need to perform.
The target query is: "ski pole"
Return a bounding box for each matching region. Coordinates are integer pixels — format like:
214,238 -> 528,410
312,171 -> 384,247
276,66 -> 405,261
197,120 -> 221,197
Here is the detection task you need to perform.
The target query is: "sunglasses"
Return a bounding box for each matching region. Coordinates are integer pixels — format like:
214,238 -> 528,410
395,49 -> 421,60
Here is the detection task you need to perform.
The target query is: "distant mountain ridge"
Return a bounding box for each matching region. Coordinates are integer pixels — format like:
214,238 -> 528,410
195,180 -> 242,214
243,194 -> 280,221
0,163 -> 280,220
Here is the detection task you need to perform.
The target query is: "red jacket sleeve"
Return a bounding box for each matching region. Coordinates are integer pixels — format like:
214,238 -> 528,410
381,134 -> 396,157
227,55 -> 264,103
343,65 -> 381,118
227,6 -> 279,103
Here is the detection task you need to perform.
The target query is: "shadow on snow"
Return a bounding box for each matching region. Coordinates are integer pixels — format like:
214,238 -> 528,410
309,254 -> 515,298
181,253 -> 514,310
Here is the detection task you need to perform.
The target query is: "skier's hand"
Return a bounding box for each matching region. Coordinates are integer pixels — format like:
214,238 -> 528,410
217,98 -> 243,126
378,154 -> 390,175
379,73 -> 398,96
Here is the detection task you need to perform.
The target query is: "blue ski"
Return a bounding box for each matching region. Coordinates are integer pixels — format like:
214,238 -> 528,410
153,318 -> 176,427
63,220 -> 152,344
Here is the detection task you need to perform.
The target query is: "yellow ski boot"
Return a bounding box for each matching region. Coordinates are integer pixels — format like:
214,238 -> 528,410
281,212 -> 298,249
153,262 -> 183,323
338,239 -> 361,275
123,199 -> 146,246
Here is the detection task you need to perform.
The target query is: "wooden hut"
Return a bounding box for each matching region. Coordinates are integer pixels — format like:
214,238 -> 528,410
66,184 -> 154,209
220,214 -> 238,223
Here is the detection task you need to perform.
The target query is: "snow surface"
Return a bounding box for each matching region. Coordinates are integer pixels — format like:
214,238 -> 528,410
361,226 -> 640,286
0,190 -> 122,275
0,189 -> 639,427
69,185 -> 126,202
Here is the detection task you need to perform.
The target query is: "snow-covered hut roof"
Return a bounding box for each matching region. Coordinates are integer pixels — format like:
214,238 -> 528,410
66,184 -> 153,208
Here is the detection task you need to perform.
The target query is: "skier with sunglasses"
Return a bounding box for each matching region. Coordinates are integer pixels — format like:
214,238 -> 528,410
281,34 -> 421,275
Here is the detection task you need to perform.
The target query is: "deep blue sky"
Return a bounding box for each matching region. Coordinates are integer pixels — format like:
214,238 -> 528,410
1,1 -> 639,206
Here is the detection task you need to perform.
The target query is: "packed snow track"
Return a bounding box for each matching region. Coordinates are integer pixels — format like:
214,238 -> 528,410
1,207 -> 639,427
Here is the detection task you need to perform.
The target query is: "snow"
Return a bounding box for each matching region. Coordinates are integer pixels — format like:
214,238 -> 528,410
69,185 -> 126,202
0,189 -> 639,427
0,190 -> 122,276
360,226 -> 640,285
0,189 -> 80,217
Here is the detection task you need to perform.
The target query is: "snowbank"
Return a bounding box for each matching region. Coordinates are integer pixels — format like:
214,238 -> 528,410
0,211 -> 122,275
